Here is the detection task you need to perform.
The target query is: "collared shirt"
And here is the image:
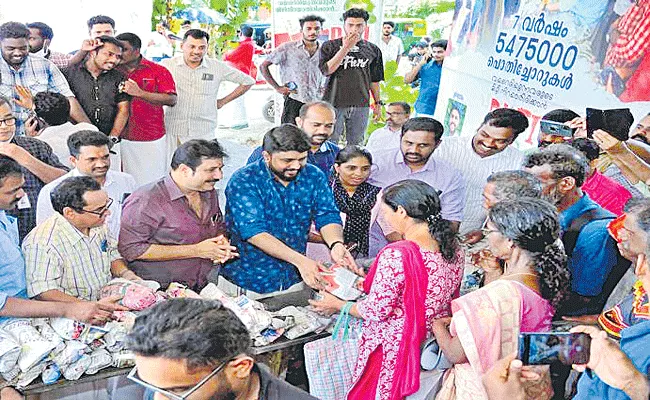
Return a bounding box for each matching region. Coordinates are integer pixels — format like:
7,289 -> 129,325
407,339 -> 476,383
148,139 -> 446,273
256,363 -> 318,400
414,61 -> 443,115
266,40 -> 325,104
223,37 -> 255,75
559,194 -> 619,297
246,141 -> 340,176
377,35 -> 404,65
434,135 -> 525,234
6,136 -> 69,242
162,56 -> 255,140
36,169 -> 137,239
119,57 -> 177,142
63,62 -> 131,135
365,125 -> 402,154
0,55 -> 74,136
23,213 -> 118,301
367,149 -> 466,256
0,211 -> 27,324
582,170 -> 632,216
47,50 -> 72,70
36,122 -> 99,168
223,159 -> 342,293
118,174 -> 225,290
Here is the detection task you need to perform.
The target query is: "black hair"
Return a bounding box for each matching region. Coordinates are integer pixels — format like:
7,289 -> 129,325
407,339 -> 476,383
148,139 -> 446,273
431,39 -> 447,50
571,138 -> 600,163
171,139 -> 228,171
335,145 -> 372,165
489,198 -> 571,311
343,8 -> 370,22
67,130 -> 110,157
94,35 -> 124,51
126,299 -> 251,372
34,92 -> 69,126
240,25 -> 253,38
382,179 -> 460,262
415,41 -> 428,48
26,22 -> 53,40
0,156 -> 23,184
624,198 -> 650,250
542,108 -> 580,124
87,15 -> 115,30
0,22 -> 30,40
298,101 -> 335,119
524,144 -> 589,188
299,15 -> 325,28
262,124 -> 311,154
401,117 -> 444,141
51,176 -> 102,215
182,20 -> 192,26
388,101 -> 411,114
184,29 -> 210,42
482,108 -> 529,139
486,170 -> 543,202
115,32 -> 141,50
383,21 -> 395,28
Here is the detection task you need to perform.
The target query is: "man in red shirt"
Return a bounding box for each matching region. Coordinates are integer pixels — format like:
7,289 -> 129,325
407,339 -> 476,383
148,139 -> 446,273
116,33 -> 177,186
221,25 -> 255,129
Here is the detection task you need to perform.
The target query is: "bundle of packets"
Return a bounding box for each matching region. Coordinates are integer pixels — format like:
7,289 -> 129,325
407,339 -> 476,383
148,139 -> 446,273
0,317 -> 134,389
319,262 -> 364,301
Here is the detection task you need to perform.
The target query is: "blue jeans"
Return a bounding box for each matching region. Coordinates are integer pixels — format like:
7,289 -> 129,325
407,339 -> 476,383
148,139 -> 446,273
332,106 -> 370,146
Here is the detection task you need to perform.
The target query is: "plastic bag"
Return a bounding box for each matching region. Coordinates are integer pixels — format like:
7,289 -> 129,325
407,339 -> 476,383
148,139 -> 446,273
0,329 -> 20,373
85,349 -> 113,375
35,322 -> 65,357
41,363 -> 61,385
79,325 -> 109,345
1,319 -> 57,372
49,318 -> 85,341
62,354 -> 91,380
52,340 -> 87,368
100,278 -> 157,311
16,359 -> 47,388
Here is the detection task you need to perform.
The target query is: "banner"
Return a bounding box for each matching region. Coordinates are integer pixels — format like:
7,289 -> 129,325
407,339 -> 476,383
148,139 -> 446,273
435,0 -> 650,149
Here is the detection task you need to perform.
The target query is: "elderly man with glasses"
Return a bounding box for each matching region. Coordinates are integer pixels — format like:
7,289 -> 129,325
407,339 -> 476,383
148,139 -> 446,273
22,176 -> 140,326
126,298 -> 317,400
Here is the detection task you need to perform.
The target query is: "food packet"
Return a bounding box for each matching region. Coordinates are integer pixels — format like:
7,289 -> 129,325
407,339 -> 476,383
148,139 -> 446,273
35,322 -> 65,357
49,318 -> 84,341
100,278 -> 157,311
253,328 -> 285,347
166,282 -> 201,298
103,322 -> 128,352
0,329 -> 20,373
79,325 -> 109,345
1,364 -> 20,383
62,354 -> 91,380
319,263 -> 363,301
16,359 -> 47,388
1,319 -> 57,372
41,363 -> 61,385
85,349 -> 113,375
112,350 -> 136,368
52,340 -> 87,368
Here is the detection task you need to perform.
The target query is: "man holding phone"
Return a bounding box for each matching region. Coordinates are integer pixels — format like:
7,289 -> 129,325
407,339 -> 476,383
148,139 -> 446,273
404,40 -> 447,118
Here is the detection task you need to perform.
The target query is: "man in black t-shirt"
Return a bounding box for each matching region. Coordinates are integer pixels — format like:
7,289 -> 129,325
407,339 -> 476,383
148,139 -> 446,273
319,8 -> 384,146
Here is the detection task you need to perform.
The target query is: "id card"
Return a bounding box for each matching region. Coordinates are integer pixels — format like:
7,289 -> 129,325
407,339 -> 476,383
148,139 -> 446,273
202,73 -> 214,81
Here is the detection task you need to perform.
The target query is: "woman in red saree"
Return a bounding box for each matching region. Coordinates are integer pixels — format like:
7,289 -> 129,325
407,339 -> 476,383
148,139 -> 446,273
311,179 -> 464,400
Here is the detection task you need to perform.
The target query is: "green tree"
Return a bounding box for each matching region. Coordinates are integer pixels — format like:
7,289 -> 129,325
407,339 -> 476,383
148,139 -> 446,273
390,0 -> 455,20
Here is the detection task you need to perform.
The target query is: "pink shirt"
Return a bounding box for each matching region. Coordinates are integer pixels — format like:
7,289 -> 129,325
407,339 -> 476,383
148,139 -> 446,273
582,170 -> 632,216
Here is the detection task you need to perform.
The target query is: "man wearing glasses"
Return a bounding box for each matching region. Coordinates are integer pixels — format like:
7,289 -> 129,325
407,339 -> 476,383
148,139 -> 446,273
23,176 -> 140,324
126,298 -> 317,400
364,101 -> 410,154
35,130 -> 136,239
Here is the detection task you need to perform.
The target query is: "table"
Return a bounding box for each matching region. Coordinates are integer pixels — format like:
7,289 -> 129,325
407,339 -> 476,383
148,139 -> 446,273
22,289 -> 328,398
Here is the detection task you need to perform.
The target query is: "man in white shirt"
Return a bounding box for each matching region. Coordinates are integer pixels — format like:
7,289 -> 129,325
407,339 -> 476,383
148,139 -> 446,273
36,130 -> 136,239
365,101 -> 410,154
377,21 -> 404,67
162,29 -> 254,161
434,108 -> 529,235
33,91 -> 98,168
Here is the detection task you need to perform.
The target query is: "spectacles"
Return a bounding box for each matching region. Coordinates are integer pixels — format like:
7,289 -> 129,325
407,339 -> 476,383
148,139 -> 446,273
480,219 -> 499,236
386,112 -> 406,117
127,358 -> 230,400
75,198 -> 113,217
0,117 -> 16,127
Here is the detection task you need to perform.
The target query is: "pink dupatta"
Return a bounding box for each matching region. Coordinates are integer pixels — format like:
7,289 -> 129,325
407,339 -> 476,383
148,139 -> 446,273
363,240 -> 428,400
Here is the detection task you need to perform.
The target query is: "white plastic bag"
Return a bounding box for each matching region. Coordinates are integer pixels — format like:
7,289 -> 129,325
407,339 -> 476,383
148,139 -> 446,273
1,319 -> 57,372
0,329 -> 20,373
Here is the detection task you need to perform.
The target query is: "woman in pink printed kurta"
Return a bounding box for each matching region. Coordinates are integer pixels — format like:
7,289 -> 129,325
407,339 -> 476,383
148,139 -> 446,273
311,180 -> 464,400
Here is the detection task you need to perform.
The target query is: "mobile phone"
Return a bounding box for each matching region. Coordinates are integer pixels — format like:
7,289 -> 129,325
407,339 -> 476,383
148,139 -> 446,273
586,108 -> 632,139
517,332 -> 591,365
540,120 -> 576,138
586,108 -> 604,138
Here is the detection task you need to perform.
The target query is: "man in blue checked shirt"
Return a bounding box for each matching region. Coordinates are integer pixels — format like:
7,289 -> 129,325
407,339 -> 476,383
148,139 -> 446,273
224,124 -> 355,296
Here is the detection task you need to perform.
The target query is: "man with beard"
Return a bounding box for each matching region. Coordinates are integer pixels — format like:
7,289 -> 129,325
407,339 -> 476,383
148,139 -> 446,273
434,108 -> 528,236
0,96 -> 68,242
119,139 -> 237,291
0,22 -> 89,137
365,101 -> 410,154
377,21 -> 404,67
631,113 -> 650,144
36,131 -> 137,239
63,35 -> 130,142
26,22 -> 72,69
404,40 -> 447,117
524,145 -> 620,315
246,101 -> 338,176
366,117 -> 466,257
223,124 -> 353,297
260,15 -> 326,124
126,298 -> 317,400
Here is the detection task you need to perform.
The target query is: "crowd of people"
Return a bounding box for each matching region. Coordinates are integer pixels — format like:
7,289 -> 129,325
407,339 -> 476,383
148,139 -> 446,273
0,6 -> 649,400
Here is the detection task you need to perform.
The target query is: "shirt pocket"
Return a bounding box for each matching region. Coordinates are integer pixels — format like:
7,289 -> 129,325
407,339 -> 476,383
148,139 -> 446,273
25,77 -> 49,94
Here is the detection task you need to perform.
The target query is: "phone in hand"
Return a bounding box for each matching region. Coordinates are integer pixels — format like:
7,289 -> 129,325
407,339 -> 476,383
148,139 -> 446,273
540,120 -> 576,138
586,108 -> 632,139
517,332 -> 591,365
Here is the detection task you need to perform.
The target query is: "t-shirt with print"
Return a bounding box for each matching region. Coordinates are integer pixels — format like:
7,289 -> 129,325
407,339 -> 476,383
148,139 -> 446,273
319,38 -> 384,108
